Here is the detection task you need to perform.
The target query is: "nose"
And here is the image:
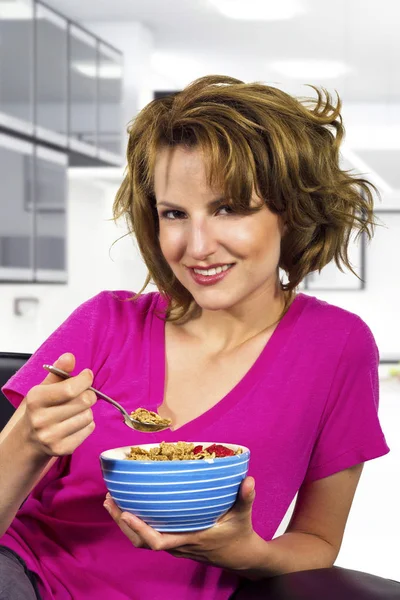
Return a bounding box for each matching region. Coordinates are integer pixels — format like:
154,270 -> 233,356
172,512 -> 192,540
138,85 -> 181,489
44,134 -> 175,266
186,218 -> 217,260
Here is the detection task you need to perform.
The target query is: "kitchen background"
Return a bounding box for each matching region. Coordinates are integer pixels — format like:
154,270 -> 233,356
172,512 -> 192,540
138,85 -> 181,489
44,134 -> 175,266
1,0 -> 399,582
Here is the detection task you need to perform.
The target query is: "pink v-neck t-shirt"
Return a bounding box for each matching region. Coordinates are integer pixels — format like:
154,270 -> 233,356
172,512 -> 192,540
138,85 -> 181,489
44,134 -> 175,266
1,291 -> 389,600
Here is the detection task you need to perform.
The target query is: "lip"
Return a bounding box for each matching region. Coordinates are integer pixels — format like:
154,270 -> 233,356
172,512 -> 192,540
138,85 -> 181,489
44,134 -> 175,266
187,263 -> 235,287
186,263 -> 233,269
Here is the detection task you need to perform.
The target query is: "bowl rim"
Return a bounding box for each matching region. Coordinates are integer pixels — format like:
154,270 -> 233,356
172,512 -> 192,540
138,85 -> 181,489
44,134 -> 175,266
100,442 -> 250,463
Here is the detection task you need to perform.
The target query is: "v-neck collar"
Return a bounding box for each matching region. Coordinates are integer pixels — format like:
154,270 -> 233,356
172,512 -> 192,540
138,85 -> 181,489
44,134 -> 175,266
148,293 -> 308,440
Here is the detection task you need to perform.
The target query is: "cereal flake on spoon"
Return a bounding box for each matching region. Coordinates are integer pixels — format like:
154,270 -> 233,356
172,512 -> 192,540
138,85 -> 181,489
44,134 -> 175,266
130,408 -> 172,431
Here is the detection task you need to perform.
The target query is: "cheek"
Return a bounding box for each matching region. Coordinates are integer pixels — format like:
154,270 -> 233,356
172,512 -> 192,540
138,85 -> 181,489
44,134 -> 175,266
225,221 -> 280,260
221,223 -> 254,252
159,226 -> 185,261
258,231 -> 282,265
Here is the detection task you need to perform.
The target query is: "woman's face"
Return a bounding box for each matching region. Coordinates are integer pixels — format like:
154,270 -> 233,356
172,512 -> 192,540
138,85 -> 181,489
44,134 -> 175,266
154,145 -> 284,312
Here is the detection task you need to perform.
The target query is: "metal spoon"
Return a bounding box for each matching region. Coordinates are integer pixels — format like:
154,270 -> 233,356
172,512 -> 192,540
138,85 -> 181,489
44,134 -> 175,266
42,364 -> 171,433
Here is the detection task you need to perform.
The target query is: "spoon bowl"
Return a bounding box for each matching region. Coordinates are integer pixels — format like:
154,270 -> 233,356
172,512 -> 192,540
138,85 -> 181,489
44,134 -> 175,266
42,365 -> 171,433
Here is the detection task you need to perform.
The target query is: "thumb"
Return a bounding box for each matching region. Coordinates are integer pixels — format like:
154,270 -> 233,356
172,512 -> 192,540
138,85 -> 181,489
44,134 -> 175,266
41,353 -> 76,385
233,476 -> 256,514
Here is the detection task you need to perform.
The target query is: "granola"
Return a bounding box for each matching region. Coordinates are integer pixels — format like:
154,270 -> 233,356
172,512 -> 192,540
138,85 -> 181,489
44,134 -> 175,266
126,441 -> 243,461
130,408 -> 172,427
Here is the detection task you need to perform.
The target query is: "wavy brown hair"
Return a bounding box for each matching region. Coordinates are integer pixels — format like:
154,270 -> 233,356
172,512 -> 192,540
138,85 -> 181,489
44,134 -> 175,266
113,75 -> 377,321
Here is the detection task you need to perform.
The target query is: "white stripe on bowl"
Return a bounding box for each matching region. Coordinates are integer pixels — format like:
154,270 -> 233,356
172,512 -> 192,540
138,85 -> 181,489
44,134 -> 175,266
103,469 -> 248,486
155,525 -> 213,532
145,514 -> 216,522
132,510 -> 228,519
113,501 -> 233,513
145,520 -> 215,527
106,481 -> 240,495
110,492 -> 238,504
101,459 -> 249,475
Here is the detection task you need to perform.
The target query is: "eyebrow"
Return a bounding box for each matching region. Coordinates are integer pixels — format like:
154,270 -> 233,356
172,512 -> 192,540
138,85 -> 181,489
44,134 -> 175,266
156,197 -> 226,210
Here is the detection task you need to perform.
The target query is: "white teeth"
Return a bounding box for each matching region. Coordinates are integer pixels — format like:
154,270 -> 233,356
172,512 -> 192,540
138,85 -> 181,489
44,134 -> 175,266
193,264 -> 232,276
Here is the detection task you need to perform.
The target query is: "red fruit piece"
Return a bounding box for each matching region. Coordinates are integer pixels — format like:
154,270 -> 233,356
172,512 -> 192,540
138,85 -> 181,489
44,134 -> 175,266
206,444 -> 235,457
193,445 -> 203,454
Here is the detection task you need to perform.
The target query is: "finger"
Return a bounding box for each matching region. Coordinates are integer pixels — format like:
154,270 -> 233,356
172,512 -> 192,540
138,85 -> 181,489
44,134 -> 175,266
41,353 -> 76,385
37,407 -> 95,442
31,369 -> 94,408
39,420 -> 96,456
168,549 -> 208,562
104,497 -> 195,551
230,476 -> 256,514
120,512 -> 164,550
33,390 -> 97,426
119,520 -> 147,548
103,499 -> 148,548
119,510 -> 193,552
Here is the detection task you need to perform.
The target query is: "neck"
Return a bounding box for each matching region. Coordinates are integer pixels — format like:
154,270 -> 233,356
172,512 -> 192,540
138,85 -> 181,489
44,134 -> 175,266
185,282 -> 290,352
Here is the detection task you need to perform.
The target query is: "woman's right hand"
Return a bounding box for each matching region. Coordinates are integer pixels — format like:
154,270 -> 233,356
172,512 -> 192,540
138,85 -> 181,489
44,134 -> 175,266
24,353 -> 97,457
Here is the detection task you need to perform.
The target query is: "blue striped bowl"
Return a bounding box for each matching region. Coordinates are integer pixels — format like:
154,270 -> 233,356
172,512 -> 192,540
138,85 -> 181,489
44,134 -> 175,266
100,442 -> 250,532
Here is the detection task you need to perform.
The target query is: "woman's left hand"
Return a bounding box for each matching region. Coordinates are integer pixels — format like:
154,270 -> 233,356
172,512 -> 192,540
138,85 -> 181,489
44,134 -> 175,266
103,476 -> 260,571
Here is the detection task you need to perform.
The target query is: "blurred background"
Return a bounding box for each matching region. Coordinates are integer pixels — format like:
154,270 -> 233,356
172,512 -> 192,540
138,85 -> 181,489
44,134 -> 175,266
0,0 -> 399,581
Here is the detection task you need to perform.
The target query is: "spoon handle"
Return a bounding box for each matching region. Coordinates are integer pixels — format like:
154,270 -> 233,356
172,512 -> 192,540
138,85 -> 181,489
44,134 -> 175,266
42,364 -> 131,419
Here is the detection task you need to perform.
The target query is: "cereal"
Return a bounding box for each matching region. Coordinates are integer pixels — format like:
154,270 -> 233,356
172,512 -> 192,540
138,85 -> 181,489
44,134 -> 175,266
130,408 -> 172,427
126,442 -> 243,461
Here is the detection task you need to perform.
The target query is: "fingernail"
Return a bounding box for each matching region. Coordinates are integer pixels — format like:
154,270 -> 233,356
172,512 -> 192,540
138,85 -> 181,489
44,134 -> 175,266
105,492 -> 111,500
103,502 -> 111,513
86,368 -> 93,378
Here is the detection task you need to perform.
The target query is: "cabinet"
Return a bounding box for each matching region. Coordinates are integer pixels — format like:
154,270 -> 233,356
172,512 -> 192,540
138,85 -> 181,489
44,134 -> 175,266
69,24 -> 98,157
0,0 -> 34,134
0,0 -> 124,283
0,133 -> 67,283
0,134 -> 34,280
98,42 -> 123,160
68,26 -> 123,163
34,146 -> 68,282
0,0 -> 123,165
35,2 -> 68,146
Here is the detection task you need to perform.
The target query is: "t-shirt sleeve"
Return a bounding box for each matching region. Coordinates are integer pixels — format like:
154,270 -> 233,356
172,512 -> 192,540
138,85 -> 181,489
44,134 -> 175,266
1,291 -> 111,410
304,317 -> 390,483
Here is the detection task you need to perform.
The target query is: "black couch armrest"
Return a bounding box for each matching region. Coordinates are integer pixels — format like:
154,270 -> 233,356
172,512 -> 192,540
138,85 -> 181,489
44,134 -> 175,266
0,352 -> 32,432
230,567 -> 400,599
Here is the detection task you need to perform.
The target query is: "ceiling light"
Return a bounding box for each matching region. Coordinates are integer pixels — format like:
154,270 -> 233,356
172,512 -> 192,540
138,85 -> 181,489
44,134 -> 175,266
208,0 -> 304,21
72,62 -> 123,79
271,60 -> 352,79
0,0 -> 32,19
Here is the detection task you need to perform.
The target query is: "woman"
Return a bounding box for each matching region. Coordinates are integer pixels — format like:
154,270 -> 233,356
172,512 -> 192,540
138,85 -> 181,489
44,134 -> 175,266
0,75 -> 389,600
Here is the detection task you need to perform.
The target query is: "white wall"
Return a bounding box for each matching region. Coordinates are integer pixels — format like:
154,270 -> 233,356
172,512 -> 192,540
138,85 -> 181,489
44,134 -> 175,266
312,212 -> 400,359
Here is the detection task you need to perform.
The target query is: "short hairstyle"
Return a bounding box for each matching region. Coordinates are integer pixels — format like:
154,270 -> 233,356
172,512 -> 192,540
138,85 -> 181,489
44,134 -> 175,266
113,75 -> 376,320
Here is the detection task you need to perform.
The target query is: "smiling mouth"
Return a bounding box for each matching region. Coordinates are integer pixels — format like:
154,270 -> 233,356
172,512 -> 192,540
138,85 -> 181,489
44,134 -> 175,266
191,264 -> 235,277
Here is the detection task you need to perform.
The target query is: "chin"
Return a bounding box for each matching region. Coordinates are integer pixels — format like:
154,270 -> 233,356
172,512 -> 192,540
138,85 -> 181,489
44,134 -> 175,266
191,290 -> 240,312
